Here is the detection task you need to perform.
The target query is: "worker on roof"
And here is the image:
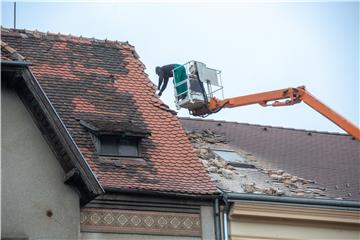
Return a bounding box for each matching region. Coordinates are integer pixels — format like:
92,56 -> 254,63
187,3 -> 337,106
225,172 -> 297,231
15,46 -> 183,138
155,64 -> 187,98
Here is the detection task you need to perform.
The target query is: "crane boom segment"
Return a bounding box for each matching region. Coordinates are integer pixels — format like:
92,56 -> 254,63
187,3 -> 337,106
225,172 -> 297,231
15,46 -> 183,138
299,89 -> 360,140
172,61 -> 359,140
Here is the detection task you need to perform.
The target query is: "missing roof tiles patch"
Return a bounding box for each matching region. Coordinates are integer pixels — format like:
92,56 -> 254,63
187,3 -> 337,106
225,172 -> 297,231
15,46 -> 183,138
211,149 -> 255,168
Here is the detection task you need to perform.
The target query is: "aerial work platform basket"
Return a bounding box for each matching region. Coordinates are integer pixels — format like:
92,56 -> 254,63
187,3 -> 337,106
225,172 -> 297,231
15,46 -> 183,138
173,61 -> 223,113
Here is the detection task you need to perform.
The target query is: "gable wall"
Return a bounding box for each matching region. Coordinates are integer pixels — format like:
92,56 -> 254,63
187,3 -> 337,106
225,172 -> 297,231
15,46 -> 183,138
1,87 -> 80,239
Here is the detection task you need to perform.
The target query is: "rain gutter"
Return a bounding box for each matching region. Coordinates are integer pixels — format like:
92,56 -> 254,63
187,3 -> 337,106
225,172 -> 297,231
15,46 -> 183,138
224,192 -> 360,209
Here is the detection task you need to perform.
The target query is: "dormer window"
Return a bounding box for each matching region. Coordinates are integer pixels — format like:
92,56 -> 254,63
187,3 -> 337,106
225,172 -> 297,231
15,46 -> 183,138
99,135 -> 139,157
79,119 -> 150,160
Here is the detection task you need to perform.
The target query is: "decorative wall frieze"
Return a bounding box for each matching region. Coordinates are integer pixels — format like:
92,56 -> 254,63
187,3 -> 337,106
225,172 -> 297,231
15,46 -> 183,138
80,207 -> 201,236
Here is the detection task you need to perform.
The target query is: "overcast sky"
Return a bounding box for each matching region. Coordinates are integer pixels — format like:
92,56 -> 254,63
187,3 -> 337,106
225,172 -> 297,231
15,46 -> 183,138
2,1 -> 359,133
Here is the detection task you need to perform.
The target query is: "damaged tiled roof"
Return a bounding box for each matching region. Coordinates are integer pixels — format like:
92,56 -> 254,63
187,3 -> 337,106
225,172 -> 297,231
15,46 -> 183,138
180,117 -> 360,200
1,27 -> 217,195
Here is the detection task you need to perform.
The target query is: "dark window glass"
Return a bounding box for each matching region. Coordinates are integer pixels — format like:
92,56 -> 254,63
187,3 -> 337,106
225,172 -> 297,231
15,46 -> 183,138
99,135 -> 139,157
119,139 -> 138,157
100,136 -> 119,155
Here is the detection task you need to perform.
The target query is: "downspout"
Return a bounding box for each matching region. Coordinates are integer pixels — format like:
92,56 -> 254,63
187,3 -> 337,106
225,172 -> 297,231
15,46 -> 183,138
223,194 -> 230,240
214,198 -> 222,240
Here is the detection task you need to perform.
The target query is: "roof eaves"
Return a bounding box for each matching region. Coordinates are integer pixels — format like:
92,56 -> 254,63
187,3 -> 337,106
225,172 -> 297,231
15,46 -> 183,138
2,63 -> 105,203
104,186 -> 220,200
1,60 -> 32,67
24,67 -> 105,195
224,192 -> 360,209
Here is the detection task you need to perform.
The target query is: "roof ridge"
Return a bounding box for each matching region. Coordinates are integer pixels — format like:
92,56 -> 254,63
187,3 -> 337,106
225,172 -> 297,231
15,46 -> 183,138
1,26 -> 143,62
179,117 -> 350,137
1,26 -> 133,49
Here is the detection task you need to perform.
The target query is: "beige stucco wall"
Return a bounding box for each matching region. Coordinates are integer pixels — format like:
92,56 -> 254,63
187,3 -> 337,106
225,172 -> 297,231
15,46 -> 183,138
1,87 -> 80,239
229,202 -> 360,240
230,219 -> 359,240
201,206 -> 216,240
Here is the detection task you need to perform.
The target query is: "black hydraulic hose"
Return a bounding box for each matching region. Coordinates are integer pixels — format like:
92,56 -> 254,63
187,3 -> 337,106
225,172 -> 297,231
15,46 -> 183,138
212,100 -> 229,114
193,71 -> 213,116
195,72 -> 209,106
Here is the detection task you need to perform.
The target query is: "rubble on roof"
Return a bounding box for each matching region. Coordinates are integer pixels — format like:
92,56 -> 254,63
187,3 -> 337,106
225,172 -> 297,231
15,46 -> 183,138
186,129 -> 332,198
187,129 -> 227,144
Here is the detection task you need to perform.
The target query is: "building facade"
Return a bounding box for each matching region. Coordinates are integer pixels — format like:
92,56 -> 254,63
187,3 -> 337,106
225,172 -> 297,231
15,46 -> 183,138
1,28 -> 218,240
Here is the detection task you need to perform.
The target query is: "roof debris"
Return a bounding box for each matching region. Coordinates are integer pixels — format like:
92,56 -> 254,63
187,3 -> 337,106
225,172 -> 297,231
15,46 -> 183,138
186,129 -> 330,198
181,118 -> 359,200
187,129 -> 227,144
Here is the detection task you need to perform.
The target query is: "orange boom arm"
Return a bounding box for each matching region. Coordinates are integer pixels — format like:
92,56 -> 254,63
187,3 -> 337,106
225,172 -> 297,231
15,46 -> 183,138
191,86 -> 360,140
